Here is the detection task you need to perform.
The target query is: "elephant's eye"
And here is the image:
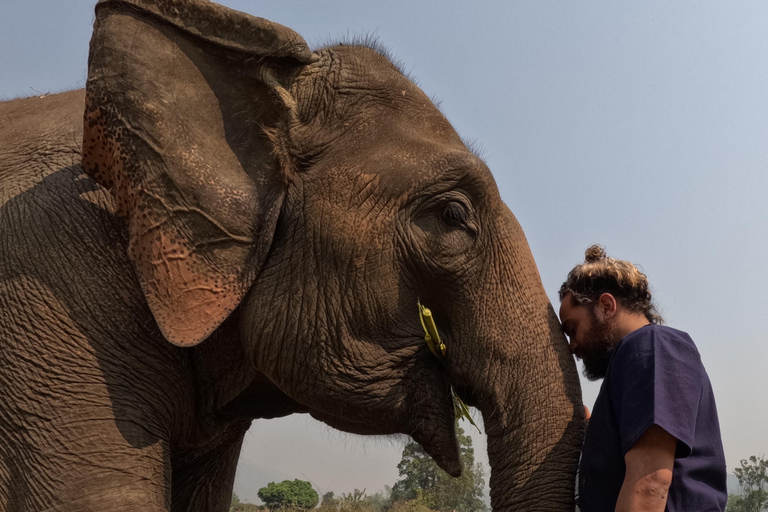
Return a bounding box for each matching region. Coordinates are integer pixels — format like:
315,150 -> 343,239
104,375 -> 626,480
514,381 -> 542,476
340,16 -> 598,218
441,201 -> 475,234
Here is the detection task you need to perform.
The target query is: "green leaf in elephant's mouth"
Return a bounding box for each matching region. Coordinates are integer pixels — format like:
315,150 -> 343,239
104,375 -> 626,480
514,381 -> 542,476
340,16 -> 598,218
418,301 -> 481,434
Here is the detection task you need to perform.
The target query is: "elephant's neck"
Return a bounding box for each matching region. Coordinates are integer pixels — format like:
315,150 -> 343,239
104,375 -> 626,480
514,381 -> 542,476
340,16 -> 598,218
186,310 -> 257,421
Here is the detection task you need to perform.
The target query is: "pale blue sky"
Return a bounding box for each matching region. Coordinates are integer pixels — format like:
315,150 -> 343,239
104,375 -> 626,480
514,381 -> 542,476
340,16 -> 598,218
3,0 -> 767,504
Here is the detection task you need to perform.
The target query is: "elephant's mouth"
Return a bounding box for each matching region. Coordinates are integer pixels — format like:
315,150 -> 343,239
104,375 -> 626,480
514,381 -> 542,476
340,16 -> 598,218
309,398 -> 461,476
281,306 -> 466,476
452,383 -> 482,408
418,302 -> 480,432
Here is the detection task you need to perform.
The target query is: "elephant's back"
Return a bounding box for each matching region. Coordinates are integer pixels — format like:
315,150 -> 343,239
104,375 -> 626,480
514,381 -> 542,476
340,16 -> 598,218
0,89 -> 87,204
0,89 -> 151,347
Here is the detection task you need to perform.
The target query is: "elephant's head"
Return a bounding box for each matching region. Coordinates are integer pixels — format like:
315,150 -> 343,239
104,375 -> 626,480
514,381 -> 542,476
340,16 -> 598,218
82,0 -> 584,509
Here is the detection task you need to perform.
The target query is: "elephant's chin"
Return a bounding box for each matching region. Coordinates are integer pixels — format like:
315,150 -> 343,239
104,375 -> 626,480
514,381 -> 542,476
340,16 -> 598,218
410,424 -> 462,477
308,410 -> 462,477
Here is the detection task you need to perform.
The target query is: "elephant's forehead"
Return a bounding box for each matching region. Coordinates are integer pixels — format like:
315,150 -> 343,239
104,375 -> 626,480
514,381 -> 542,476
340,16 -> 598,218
343,144 -> 487,195
303,127 -> 492,204
293,45 -> 497,197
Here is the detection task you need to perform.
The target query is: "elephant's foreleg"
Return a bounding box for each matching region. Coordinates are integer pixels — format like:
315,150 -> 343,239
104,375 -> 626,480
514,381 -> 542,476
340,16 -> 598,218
0,414 -> 172,512
0,290 -> 177,511
169,422 -> 250,512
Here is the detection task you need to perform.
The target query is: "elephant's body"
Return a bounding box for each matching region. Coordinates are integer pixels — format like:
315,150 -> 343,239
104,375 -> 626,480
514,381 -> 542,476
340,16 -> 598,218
0,90 -> 299,510
0,1 -> 585,511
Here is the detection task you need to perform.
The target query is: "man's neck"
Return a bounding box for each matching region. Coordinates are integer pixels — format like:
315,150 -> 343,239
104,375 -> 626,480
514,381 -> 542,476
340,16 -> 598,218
614,310 -> 651,340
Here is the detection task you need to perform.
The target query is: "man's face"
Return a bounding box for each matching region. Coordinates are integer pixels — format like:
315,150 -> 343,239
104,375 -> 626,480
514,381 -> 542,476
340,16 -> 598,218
559,292 -> 620,381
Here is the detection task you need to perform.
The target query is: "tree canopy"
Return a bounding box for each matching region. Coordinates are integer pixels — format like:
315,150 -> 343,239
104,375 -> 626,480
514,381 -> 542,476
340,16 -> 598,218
390,427 -> 486,512
727,455 -> 768,512
258,479 -> 319,509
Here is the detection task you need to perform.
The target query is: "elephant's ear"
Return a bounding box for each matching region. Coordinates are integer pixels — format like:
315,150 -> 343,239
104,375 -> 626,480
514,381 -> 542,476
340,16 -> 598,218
82,0 -> 313,346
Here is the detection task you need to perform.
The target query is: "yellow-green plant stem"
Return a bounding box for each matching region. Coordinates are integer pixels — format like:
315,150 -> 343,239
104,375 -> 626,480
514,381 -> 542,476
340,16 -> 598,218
418,302 -> 481,434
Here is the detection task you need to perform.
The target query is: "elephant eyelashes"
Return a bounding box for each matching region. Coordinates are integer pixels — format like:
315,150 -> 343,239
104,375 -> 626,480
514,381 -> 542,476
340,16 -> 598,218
441,201 -> 476,235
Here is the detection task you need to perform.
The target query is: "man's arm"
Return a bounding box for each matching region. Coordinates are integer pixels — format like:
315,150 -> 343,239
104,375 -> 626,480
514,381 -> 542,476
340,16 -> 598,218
615,425 -> 676,512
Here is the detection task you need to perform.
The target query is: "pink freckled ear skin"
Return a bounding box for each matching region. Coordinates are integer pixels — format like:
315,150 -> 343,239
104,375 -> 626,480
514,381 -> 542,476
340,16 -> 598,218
81,3 -> 301,346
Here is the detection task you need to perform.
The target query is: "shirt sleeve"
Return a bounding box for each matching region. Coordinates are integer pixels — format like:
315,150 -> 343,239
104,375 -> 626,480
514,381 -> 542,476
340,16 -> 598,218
609,328 -> 702,458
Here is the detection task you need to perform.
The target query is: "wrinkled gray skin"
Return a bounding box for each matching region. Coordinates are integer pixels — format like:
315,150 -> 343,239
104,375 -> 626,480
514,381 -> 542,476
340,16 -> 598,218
0,0 -> 584,510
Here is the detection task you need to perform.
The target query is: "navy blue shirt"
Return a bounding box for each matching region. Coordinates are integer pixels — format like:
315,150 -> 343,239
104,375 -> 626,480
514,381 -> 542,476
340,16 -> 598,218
579,325 -> 727,512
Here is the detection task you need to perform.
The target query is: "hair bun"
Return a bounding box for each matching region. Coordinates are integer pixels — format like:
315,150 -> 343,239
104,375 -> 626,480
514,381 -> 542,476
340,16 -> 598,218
584,244 -> 607,263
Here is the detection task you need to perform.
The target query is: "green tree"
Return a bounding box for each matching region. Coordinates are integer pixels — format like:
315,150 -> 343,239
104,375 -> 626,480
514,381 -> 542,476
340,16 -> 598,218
727,456 -> 768,512
258,479 -> 319,509
391,427 -> 486,512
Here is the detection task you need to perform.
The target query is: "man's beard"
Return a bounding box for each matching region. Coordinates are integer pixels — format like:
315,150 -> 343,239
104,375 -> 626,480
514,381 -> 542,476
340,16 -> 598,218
579,310 -> 621,381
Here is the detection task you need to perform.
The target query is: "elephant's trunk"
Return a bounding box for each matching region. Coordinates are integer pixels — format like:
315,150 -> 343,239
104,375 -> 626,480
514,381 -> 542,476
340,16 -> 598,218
478,309 -> 584,511
449,212 -> 584,510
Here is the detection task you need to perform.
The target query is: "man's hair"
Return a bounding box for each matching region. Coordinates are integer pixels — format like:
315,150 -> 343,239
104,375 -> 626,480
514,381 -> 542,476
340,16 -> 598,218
559,245 -> 664,324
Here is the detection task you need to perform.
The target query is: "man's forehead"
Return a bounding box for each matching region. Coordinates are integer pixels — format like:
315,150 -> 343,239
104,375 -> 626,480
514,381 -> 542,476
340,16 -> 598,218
559,292 -> 578,319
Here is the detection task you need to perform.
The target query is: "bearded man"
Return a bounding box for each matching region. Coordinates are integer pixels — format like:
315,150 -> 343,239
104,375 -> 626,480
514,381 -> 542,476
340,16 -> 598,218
559,245 -> 727,512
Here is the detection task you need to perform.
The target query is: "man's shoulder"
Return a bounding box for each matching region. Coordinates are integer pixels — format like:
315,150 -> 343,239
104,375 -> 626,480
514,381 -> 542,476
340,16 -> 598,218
615,324 -> 700,360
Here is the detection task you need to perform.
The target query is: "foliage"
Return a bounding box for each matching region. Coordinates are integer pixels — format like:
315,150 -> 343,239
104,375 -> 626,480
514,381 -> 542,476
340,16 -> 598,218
258,479 -> 319,509
727,456 -> 768,512
231,492 -> 262,512
363,489 -> 392,512
390,427 -> 486,512
336,489 -> 369,512
321,491 -> 338,509
388,499 -> 434,512
318,488 -> 391,512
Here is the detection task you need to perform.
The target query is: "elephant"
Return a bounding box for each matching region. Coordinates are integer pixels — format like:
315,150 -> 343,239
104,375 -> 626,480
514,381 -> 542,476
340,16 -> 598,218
0,0 -> 584,510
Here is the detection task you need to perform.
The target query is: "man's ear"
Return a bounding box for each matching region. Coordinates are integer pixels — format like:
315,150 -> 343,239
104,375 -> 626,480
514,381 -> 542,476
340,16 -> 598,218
596,293 -> 618,320
82,0 -> 314,346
